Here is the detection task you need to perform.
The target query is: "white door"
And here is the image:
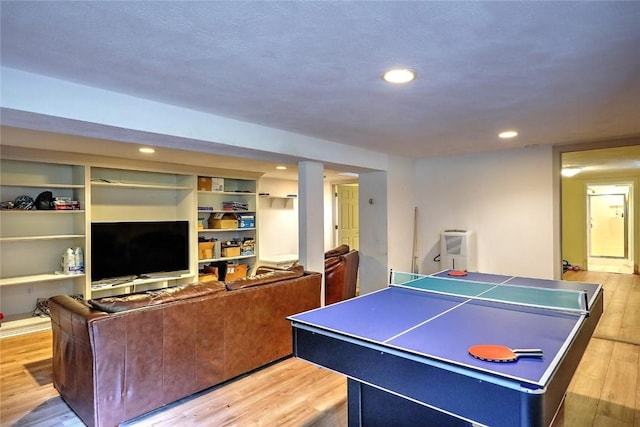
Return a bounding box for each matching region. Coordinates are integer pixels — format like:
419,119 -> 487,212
336,184 -> 359,250
588,193 -> 627,258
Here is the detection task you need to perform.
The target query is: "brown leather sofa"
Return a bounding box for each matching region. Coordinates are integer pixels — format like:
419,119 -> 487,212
48,266 -> 321,427
324,244 -> 359,305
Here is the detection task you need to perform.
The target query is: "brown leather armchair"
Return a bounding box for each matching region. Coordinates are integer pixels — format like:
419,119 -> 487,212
324,244 -> 359,305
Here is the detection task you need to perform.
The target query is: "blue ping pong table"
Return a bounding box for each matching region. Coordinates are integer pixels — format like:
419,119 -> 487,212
288,270 -> 603,427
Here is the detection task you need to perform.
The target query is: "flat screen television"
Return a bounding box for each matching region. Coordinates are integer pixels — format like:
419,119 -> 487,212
91,221 -> 190,282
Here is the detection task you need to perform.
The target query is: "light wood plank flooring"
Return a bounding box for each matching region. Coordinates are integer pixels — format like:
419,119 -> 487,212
1,271 -> 638,426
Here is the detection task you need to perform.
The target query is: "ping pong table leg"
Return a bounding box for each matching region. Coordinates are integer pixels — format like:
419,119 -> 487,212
347,378 -> 363,426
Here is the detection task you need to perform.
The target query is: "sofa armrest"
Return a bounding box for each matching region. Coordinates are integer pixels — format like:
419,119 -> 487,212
48,296 -> 109,426
325,244 -> 350,259
49,295 -> 108,322
324,250 -> 359,305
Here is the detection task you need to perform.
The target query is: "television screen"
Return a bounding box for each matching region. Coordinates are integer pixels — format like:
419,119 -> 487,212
91,221 -> 189,282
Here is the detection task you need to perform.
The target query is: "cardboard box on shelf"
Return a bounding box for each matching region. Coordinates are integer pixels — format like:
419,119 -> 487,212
226,264 -> 248,280
209,213 -> 238,229
198,272 -> 218,282
239,214 -> 255,229
212,178 -> 224,192
222,246 -> 241,258
197,176 -> 212,191
198,241 -> 215,260
199,265 -> 219,282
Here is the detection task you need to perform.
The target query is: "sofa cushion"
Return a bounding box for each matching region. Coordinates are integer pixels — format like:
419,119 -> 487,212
89,282 -> 224,313
225,265 -> 304,290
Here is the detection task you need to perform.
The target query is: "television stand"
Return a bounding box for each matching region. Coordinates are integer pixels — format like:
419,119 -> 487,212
91,273 -> 195,293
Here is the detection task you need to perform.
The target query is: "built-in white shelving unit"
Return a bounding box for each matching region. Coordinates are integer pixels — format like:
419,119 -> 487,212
89,167 -> 196,297
197,176 -> 258,275
0,150 -> 261,336
0,158 -> 87,337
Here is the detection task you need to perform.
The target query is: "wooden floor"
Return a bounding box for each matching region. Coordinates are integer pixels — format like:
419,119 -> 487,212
1,270 -> 638,426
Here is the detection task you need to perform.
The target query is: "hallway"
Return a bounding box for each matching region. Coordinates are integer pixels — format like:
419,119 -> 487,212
588,256 -> 634,274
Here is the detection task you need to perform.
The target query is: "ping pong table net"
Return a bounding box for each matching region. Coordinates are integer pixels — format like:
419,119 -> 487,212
390,271 -> 590,314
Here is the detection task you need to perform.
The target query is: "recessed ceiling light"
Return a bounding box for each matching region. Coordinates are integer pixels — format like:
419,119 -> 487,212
498,130 -> 518,139
139,147 -> 155,154
275,165 -> 287,170
382,68 -> 415,84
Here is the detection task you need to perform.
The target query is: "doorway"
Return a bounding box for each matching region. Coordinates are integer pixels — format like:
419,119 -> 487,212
587,183 -> 634,274
335,183 -> 359,250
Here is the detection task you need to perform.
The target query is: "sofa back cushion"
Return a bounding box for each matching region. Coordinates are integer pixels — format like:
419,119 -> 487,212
89,282 -> 224,313
225,265 -> 304,290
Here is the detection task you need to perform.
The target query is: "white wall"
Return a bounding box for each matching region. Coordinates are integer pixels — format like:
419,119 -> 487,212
415,146 -> 557,279
256,147 -> 560,282
257,176 -> 339,261
386,156 -> 417,274
257,178 -> 299,257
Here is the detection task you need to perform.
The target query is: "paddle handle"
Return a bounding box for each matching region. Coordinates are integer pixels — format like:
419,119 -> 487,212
513,348 -> 544,358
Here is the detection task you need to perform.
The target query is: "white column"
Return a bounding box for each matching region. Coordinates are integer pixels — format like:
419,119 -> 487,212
358,170 -> 389,295
298,161 -> 325,304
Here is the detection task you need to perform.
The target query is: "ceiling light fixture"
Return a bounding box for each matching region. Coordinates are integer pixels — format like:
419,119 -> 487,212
561,167 -> 582,177
382,68 -> 415,84
275,165 -> 287,170
498,130 -> 518,139
139,147 -> 155,154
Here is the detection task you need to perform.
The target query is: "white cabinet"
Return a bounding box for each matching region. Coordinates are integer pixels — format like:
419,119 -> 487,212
197,176 -> 257,276
0,159 -> 87,335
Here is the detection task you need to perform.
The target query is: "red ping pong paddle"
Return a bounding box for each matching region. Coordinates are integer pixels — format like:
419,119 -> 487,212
468,345 -> 543,363
447,270 -> 468,277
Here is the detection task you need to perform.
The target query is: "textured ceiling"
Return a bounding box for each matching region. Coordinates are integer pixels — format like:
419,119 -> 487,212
1,1 -> 639,169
